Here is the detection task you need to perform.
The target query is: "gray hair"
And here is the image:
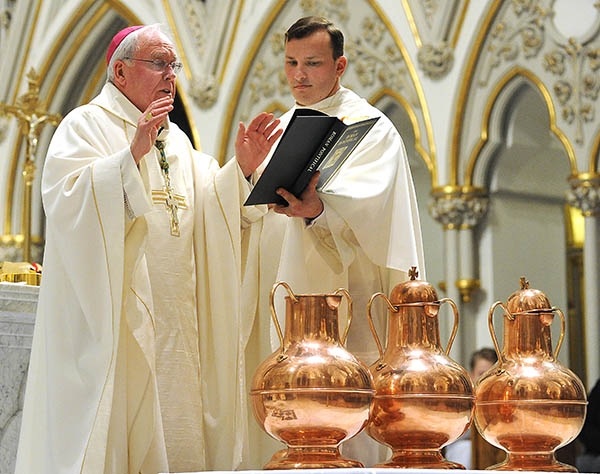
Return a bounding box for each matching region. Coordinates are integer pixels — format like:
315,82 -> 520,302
106,24 -> 165,83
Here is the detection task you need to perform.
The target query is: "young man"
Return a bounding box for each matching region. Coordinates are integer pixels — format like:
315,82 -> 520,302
15,24 -> 281,474
244,16 -> 425,467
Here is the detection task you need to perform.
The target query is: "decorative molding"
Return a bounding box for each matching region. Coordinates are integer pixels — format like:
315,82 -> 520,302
180,0 -> 205,58
566,173 -> 600,216
477,0 -> 550,87
165,0 -> 241,109
345,17 -> 418,106
403,0 -> 469,79
429,186 -> 489,230
417,42 -> 454,79
242,30 -> 292,123
543,38 -> 600,145
189,73 -> 219,109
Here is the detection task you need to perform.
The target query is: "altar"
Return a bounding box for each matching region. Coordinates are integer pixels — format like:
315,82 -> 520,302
0,282 -> 38,474
162,469 -> 596,474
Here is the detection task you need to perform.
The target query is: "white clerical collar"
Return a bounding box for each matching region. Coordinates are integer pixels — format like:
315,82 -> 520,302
296,87 -> 347,113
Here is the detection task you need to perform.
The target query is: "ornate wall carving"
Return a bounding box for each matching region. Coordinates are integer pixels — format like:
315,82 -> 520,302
403,0 -> 469,79
567,174 -> 600,216
455,0 -> 600,187
429,187 -> 489,230
543,38 -> 600,145
167,0 -> 241,109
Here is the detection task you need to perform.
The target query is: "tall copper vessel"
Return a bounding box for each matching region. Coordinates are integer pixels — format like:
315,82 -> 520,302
474,277 -> 587,471
250,282 -> 374,469
366,267 -> 475,469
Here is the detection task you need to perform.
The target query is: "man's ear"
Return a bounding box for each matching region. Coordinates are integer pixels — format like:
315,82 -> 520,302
336,55 -> 347,77
113,61 -> 126,86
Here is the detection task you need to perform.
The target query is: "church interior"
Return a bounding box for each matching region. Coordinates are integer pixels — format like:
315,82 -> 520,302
1,0 -> 599,472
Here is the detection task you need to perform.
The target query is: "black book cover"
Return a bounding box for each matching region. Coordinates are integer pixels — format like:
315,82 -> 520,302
244,108 -> 378,206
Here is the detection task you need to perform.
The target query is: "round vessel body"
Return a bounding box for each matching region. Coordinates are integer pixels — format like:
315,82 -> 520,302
365,267 -> 475,469
474,278 -> 587,471
368,349 -> 474,469
250,283 -> 374,469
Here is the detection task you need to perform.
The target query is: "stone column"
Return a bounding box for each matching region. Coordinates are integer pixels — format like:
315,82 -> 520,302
567,174 -> 600,386
430,186 -> 489,364
0,283 -> 38,474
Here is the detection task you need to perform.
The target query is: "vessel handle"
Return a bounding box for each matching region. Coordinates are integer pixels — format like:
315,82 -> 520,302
437,297 -> 459,355
488,301 -> 510,364
333,288 -> 353,345
366,292 -> 397,368
269,281 -> 299,358
550,307 -> 566,359
487,302 -> 566,362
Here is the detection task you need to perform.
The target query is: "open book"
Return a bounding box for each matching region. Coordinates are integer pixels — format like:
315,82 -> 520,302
244,108 -> 379,206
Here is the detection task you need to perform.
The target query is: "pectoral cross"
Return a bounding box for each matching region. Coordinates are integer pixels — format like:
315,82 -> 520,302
152,188 -> 188,237
153,140 -> 187,237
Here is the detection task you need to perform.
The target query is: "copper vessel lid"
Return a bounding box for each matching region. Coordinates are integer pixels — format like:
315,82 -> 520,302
389,266 -> 438,305
505,277 -> 552,314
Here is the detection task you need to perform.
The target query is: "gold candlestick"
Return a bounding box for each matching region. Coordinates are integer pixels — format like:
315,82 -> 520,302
0,67 -> 61,263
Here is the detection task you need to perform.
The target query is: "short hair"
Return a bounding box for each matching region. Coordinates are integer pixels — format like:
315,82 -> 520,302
285,16 -> 344,59
470,347 -> 498,370
106,24 -> 164,83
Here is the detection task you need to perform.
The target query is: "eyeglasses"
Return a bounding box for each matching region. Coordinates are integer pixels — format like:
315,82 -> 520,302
124,57 -> 183,74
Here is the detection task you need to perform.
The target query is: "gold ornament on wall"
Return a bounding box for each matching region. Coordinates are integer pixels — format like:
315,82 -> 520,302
0,67 -> 61,263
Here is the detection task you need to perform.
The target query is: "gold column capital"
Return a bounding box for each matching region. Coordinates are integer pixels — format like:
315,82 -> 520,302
567,172 -> 600,216
455,278 -> 481,304
429,186 -> 489,230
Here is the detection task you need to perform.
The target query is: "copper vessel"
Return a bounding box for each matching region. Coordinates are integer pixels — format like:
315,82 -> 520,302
474,277 -> 587,471
366,267 -> 475,469
250,281 -> 374,469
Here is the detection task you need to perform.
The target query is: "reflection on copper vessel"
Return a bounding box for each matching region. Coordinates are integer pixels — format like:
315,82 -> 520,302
250,282 -> 374,469
366,267 -> 475,469
474,277 -> 587,471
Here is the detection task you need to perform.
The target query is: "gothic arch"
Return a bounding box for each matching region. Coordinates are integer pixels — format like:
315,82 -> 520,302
466,68 -> 577,189
451,0 -> 600,188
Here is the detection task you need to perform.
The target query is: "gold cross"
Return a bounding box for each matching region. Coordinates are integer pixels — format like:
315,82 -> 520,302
0,68 -> 61,262
152,188 -> 188,236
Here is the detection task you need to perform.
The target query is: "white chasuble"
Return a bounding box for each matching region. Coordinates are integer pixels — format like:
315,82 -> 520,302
15,83 -> 254,474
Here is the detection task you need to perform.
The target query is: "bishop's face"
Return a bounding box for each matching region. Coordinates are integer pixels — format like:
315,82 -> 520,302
284,30 -> 347,106
117,30 -> 178,111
